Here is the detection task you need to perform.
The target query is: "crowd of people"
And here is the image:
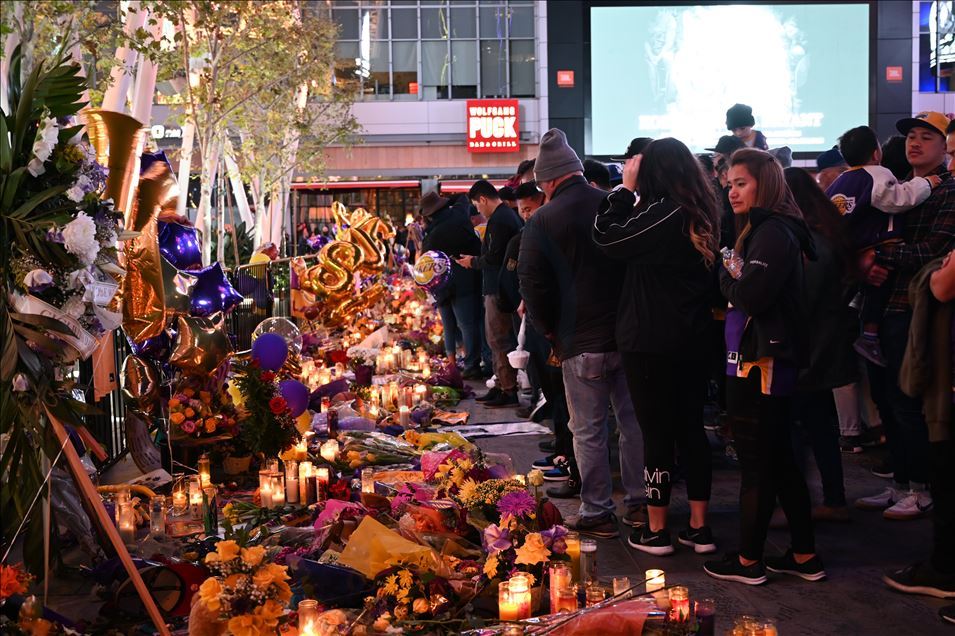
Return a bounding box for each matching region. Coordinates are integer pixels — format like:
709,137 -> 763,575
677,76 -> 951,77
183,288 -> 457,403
409,103 -> 955,624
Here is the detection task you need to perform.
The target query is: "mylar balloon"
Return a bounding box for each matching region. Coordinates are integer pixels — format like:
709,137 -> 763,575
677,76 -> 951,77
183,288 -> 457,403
170,315 -> 234,376
190,263 -> 244,317
251,317 -> 303,355
158,221 -> 203,271
412,250 -> 452,293
251,333 -> 288,371
121,354 -> 160,409
128,325 -> 175,363
279,379 -> 309,418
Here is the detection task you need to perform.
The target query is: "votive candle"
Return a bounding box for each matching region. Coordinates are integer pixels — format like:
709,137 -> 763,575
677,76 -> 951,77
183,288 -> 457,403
645,569 -> 665,593
197,453 -> 212,487
299,461 -> 314,503
118,500 -> 136,545
285,460 -> 300,504
316,466 -> 330,501
270,473 -> 285,508
361,467 -> 375,494
565,532 -> 581,581
320,439 -> 339,463
398,405 -> 410,427
498,581 -> 518,621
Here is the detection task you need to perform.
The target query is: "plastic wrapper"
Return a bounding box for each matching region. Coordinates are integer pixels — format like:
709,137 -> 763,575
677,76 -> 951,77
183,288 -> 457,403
547,598 -> 653,635
337,515 -> 442,579
51,467 -> 104,561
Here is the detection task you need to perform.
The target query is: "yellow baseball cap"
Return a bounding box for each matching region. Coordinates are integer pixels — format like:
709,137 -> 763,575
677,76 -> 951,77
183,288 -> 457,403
896,111 -> 951,138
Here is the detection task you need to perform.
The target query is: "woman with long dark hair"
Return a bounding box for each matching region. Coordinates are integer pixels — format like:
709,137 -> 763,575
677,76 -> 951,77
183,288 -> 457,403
593,138 -> 720,555
784,167 -> 858,523
704,149 -> 825,585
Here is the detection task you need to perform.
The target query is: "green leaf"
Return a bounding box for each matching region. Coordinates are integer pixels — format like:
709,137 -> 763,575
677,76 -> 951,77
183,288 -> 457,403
9,184 -> 69,219
0,112 -> 11,174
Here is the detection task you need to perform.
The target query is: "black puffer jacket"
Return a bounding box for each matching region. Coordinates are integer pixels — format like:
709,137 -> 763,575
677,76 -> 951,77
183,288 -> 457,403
421,204 -> 481,303
719,207 -> 815,366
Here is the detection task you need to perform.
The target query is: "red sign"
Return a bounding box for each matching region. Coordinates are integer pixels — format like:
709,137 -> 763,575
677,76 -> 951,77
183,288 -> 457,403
466,99 -> 520,153
886,66 -> 903,82
557,70 -> 575,88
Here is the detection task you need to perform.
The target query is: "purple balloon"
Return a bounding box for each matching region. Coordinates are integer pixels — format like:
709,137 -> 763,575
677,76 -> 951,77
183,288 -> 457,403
412,250 -> 452,293
158,221 -> 203,271
251,333 -> 288,371
128,326 -> 177,362
190,263 -> 244,317
279,379 -> 309,417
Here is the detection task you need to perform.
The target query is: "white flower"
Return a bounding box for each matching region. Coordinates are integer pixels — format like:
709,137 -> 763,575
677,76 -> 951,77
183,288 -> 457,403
23,269 -> 53,291
27,114 -> 58,176
62,213 -> 99,266
12,373 -> 29,392
27,157 -> 46,177
61,296 -> 86,319
66,175 -> 92,202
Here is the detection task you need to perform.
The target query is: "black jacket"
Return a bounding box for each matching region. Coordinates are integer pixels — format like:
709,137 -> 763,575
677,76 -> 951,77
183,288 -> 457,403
719,207 -> 815,366
518,175 -> 622,360
498,230 -> 523,314
473,203 -> 523,296
421,204 -> 481,304
593,192 -> 715,353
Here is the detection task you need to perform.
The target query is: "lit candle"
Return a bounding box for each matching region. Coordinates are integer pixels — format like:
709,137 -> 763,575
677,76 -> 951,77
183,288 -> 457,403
369,404 -> 380,419
299,461 -> 313,503
171,474 -> 187,516
398,405 -> 410,428
401,349 -> 413,369
320,396 -> 331,413
270,473 -> 285,508
118,500 -> 136,545
320,439 -> 339,463
549,562 -> 572,615
498,581 -> 518,621
414,384 -> 427,405
285,460 -> 300,504
150,495 -> 166,537
316,466 -> 330,501
514,474 -> 526,486
421,365 -> 431,380
260,475 -> 273,509
198,453 -> 212,488
565,533 -> 581,581
668,586 -> 690,622
293,438 -> 308,461
645,569 -> 665,593
189,475 -> 203,519
508,574 -> 532,619
114,485 -> 130,526
298,599 -> 320,634
383,353 -> 395,372
361,468 -> 375,494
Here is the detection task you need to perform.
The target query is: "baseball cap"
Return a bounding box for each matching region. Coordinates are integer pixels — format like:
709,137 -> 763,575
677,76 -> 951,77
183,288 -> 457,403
896,111 -> 951,138
816,146 -> 846,170
705,135 -> 746,155
611,137 -> 654,161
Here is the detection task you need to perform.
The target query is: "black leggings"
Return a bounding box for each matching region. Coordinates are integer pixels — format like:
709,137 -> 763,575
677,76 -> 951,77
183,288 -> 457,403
621,351 -> 711,507
728,370 -> 815,561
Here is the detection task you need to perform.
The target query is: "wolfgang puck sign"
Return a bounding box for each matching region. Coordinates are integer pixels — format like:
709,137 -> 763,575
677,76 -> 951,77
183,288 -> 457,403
466,99 -> 519,153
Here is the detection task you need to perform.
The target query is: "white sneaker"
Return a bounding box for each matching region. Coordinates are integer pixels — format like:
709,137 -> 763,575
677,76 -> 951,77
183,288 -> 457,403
854,486 -> 905,510
883,491 -> 933,520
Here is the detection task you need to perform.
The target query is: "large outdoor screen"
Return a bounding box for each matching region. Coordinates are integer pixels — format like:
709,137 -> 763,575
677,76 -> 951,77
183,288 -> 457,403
590,3 -> 870,155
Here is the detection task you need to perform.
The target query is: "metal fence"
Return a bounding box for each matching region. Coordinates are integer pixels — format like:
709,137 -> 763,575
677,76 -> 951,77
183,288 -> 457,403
78,332 -> 131,464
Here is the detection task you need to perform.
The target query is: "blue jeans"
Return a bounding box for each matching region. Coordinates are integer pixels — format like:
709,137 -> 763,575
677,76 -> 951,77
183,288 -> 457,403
561,351 -> 645,518
437,302 -> 462,359
454,291 -> 486,371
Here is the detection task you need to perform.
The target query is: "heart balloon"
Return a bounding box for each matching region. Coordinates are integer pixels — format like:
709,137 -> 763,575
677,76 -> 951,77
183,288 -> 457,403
121,354 -> 160,410
158,221 -> 203,271
190,263 -> 244,317
412,250 -> 452,293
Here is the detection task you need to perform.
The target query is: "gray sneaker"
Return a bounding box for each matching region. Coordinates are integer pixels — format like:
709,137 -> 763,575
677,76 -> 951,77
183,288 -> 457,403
854,335 -> 887,367
565,512 -> 619,539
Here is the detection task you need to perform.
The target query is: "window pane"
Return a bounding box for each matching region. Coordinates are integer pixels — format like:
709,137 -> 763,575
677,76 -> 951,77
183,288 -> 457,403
391,8 -> 417,39
451,40 -> 477,98
361,40 -> 390,100
480,39 -> 506,97
422,41 -> 449,99
334,41 -> 360,93
392,41 -> 418,100
332,9 -> 359,40
480,6 -> 507,38
508,5 -> 534,38
360,7 -> 388,40
509,39 -> 535,97
450,7 -> 476,38
421,8 -> 449,39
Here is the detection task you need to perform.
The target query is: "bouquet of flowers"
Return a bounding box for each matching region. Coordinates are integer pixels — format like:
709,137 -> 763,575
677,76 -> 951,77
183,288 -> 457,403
339,431 -> 420,469
231,361 -> 301,458
195,540 -> 292,635
168,382 -> 238,439
366,567 -> 460,633
0,564 -> 32,600
482,518 -> 570,587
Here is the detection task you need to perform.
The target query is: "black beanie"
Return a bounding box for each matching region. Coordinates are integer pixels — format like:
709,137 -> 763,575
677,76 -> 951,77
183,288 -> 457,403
726,103 -> 756,130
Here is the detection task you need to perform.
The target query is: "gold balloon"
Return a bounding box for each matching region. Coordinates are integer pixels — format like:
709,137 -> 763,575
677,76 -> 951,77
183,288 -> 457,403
169,315 -> 234,376
312,240 -> 361,294
161,257 -> 196,316
81,109 -> 147,218
121,354 -> 160,409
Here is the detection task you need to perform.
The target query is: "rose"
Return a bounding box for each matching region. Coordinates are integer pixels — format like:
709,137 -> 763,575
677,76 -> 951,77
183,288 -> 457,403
269,396 -> 288,414
514,532 -> 551,565
181,420 -> 197,434
412,598 -> 430,615
260,371 -> 275,383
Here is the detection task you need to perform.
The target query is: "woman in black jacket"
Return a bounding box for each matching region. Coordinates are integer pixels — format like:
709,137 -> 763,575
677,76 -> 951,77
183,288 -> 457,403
704,149 -> 825,586
593,138 -> 720,556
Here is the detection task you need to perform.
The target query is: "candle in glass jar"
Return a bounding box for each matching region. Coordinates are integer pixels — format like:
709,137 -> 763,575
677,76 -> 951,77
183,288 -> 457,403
498,581 -> 518,621
414,384 -> 427,404
383,353 -> 395,372
398,405 -> 410,427
270,473 -> 285,508
285,460 -> 300,504
565,533 -> 581,581
508,574 -> 532,619
118,500 -> 136,545
299,461 -> 314,503
320,439 -> 339,463
668,586 -> 690,622
645,569 -> 665,593
361,468 -> 375,494
114,485 -> 131,526
189,476 -> 203,518
171,474 -> 187,516
298,599 -> 320,633
316,466 -> 330,501
293,438 -> 308,461
150,495 -> 166,537
259,474 -> 273,509
320,396 -> 331,413
549,562 -> 572,614
197,453 -> 212,487
421,364 -> 431,379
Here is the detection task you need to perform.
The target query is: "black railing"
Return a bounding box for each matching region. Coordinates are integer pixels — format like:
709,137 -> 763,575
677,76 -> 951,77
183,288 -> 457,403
78,332 -> 132,463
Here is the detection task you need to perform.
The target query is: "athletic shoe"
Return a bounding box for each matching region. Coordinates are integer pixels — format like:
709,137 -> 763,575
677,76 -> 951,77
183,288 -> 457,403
871,461 -> 895,479
543,458 -> 570,482
484,391 -> 519,408
854,335 -> 887,367
854,486 -> 905,510
883,490 -> 933,520
627,526 -> 675,556
538,439 -> 556,453
811,505 -> 851,523
861,427 -> 887,447
765,549 -> 827,581
476,387 -> 502,402
677,526 -> 718,554
622,504 -> 648,528
546,478 -> 580,499
839,436 -> 863,454
532,454 -> 559,470
883,562 -> 955,599
940,605 -> 955,624
703,554 -> 767,586
565,513 -> 619,539
529,395 -> 550,422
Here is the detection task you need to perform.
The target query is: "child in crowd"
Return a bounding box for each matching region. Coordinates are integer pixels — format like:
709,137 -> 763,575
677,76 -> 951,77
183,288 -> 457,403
726,103 -> 768,150
825,125 -> 942,366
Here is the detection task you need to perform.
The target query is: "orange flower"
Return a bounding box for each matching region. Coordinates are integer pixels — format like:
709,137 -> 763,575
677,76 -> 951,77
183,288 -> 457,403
184,407 -> 196,418
168,398 -> 181,409
183,388 -> 195,397
169,412 -> 185,425
0,565 -> 29,599
200,391 -> 212,404
198,577 -> 222,612
227,614 -> 263,636
204,418 -> 217,433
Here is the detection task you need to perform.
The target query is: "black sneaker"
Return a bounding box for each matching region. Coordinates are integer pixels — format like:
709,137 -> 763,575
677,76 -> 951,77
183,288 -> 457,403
627,526 -> 675,556
861,427 -> 887,447
532,454 -> 559,470
543,457 -> 571,482
883,562 -> 955,599
485,391 -> 519,408
546,478 -> 580,499
622,504 -> 648,528
765,549 -> 827,581
703,554 -> 767,586
940,605 -> 955,625
476,387 -> 502,402
871,462 -> 895,479
839,435 -> 863,454
565,512 -> 619,539
677,526 -> 718,554
538,439 -> 556,453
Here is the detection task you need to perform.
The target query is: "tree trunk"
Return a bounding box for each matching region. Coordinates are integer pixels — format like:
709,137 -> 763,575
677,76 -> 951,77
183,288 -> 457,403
196,137 -> 222,264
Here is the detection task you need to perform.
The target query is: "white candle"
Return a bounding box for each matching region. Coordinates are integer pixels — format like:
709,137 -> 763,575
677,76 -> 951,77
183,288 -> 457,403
399,405 -> 410,427
260,480 -> 273,509
645,569 -> 665,593
320,439 -> 339,463
299,461 -> 313,503
286,461 -> 300,504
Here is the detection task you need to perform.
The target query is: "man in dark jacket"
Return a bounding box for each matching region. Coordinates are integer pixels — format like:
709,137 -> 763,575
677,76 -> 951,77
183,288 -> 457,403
455,180 -> 524,407
518,128 -> 646,538
420,192 -> 487,377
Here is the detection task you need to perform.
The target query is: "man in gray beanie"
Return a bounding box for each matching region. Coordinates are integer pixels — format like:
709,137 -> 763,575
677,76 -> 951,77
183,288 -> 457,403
518,128 -> 647,536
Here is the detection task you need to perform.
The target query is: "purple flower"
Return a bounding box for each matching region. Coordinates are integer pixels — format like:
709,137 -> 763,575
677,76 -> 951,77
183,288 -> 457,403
391,494 -> 411,514
541,525 -> 569,554
483,523 -> 512,553
496,490 -> 536,519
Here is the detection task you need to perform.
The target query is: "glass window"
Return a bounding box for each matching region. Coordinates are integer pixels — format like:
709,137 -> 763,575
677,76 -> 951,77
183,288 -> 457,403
450,7 -> 476,38
451,40 -> 477,98
332,9 -> 359,40
421,8 -> 449,39
480,39 -> 506,97
480,5 -> 507,39
360,7 -> 388,40
509,39 -> 535,97
508,5 -> 534,38
361,40 -> 391,100
422,40 -> 449,99
392,41 -> 418,100
391,8 -> 417,39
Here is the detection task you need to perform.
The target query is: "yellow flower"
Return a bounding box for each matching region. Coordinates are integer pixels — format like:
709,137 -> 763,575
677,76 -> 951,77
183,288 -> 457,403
227,613 -> 262,636
252,563 -> 289,591
222,503 -> 235,521
412,597 -> 430,615
398,569 -> 414,588
365,452 -> 377,463
241,546 -> 266,568
457,478 -> 478,504
527,469 -> 545,487
483,553 -> 499,578
382,574 -> 399,596
198,577 -> 222,612
514,533 -> 551,566
394,604 -> 409,620
255,599 -> 284,625
207,539 -> 240,564
372,612 -> 392,632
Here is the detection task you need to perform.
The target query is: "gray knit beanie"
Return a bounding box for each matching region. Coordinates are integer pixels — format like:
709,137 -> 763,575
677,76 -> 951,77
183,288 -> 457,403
534,128 -> 584,182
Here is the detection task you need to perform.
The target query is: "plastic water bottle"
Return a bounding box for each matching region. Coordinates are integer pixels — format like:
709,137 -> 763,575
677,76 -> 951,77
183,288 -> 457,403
721,247 -> 743,279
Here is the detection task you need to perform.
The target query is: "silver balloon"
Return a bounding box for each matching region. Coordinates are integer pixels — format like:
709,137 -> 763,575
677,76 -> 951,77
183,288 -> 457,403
251,317 -> 303,354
